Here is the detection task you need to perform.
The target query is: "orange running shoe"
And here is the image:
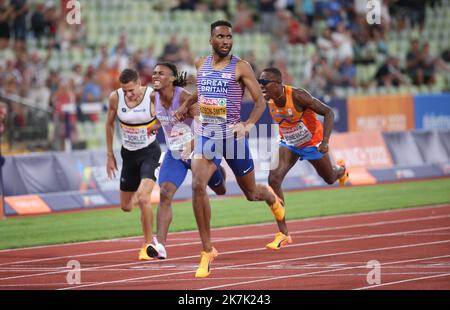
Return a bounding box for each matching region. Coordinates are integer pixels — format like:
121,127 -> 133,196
138,244 -> 153,261
195,248 -> 218,278
337,159 -> 349,187
266,232 -> 292,250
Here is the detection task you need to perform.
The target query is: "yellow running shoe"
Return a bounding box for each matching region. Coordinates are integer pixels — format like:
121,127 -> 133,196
267,186 -> 285,221
195,249 -> 216,278
138,245 -> 153,261
266,232 -> 292,250
337,159 -> 349,187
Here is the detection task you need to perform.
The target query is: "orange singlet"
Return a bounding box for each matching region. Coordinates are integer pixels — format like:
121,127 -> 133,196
268,85 -> 323,148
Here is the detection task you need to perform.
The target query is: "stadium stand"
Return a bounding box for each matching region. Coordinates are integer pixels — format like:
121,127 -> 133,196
0,0 -> 449,153
1,1 -> 450,216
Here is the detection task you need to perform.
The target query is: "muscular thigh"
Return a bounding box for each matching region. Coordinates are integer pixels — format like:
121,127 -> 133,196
191,156 -> 218,185
308,152 -> 335,179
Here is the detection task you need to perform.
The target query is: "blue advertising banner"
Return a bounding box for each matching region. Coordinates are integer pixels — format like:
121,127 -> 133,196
414,94 -> 450,129
326,98 -> 348,132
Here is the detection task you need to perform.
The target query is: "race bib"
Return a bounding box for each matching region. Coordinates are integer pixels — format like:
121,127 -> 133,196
280,122 -> 312,146
120,123 -> 150,150
167,123 -> 193,151
199,96 -> 227,124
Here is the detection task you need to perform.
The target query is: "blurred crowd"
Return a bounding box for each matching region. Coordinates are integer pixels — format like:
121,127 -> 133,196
0,0 -> 450,150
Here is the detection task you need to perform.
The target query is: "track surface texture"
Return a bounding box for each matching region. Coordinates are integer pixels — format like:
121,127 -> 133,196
1,205 -> 449,290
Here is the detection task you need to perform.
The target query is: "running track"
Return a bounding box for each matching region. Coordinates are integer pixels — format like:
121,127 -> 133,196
0,205 -> 450,290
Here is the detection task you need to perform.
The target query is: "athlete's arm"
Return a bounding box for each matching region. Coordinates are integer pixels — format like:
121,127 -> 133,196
148,92 -> 161,135
180,89 -> 198,119
175,57 -> 206,121
234,59 -> 266,138
105,91 -> 119,178
178,89 -> 196,160
292,88 -> 335,154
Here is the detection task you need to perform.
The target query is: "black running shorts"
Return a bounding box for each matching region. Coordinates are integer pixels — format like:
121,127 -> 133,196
120,141 -> 161,192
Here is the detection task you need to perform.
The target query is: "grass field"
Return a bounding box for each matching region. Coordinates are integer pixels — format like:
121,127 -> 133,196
1,178 -> 450,250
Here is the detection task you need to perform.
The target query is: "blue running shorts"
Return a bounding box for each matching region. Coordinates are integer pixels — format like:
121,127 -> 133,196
158,150 -> 225,189
279,141 -> 324,161
194,136 -> 254,177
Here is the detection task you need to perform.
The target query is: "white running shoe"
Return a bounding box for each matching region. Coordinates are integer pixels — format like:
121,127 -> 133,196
153,237 -> 167,259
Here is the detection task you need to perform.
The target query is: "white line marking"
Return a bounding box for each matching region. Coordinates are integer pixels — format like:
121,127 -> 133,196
198,253 -> 450,290
58,236 -> 450,290
1,213 -> 449,268
0,222 -> 450,281
1,204 -> 449,253
354,273 -> 450,290
2,224 -> 449,283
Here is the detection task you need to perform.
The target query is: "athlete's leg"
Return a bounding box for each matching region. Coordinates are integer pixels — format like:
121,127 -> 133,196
157,182 -> 176,245
156,151 -> 189,246
135,178 -> 156,245
208,165 -> 227,195
119,153 -> 140,212
191,156 -> 218,253
308,152 -> 345,185
119,191 -> 136,212
266,147 -> 300,235
234,170 -> 272,203
268,146 -> 300,201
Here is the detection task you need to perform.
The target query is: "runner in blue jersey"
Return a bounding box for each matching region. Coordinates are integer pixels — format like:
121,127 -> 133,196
146,62 -> 227,259
176,20 -> 285,278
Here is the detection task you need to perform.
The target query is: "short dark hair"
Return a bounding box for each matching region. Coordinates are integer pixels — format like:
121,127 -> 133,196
155,62 -> 188,87
262,67 -> 282,82
210,20 -> 232,34
119,69 -> 139,84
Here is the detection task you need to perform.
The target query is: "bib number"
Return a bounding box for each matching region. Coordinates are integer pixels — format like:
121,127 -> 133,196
120,124 -> 149,149
280,122 -> 312,146
199,97 -> 227,124
167,124 -> 193,151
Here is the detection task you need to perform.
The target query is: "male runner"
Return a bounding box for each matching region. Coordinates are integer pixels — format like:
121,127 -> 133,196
147,62 -> 227,259
176,20 -> 285,278
105,69 -> 161,261
259,67 -> 349,242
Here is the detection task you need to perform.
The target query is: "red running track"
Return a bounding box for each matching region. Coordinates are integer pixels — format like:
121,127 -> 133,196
0,205 -> 450,290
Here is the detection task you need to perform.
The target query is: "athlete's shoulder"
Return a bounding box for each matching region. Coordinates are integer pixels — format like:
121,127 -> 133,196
236,57 -> 250,68
195,56 -> 209,70
144,85 -> 154,94
108,90 -> 119,111
109,89 -> 119,102
236,58 -> 255,79
292,87 -> 314,100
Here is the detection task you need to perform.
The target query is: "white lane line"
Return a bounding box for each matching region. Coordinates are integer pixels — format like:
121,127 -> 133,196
2,224 -> 449,283
57,235 -> 450,290
198,253 -> 450,290
1,213 -> 449,268
3,224 -> 450,282
1,204 -> 449,253
353,273 -> 450,290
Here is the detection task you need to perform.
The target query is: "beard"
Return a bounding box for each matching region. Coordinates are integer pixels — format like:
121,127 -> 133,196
213,45 -> 232,58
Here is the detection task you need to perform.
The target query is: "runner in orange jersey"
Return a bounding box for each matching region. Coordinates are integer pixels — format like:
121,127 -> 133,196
259,67 -> 349,247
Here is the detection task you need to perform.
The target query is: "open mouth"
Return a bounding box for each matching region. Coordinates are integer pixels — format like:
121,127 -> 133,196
153,80 -> 161,87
